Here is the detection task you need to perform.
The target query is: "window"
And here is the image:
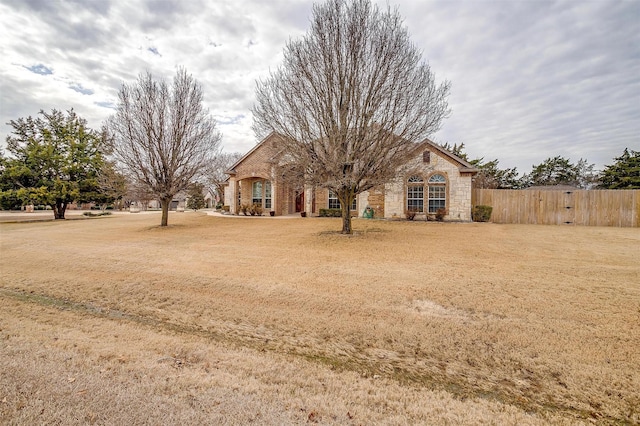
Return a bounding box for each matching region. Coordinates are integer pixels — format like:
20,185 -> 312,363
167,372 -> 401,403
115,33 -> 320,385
422,151 -> 430,163
252,181 -> 262,206
429,174 -> 446,183
407,175 -> 424,212
328,191 -> 340,209
407,174 -> 447,214
328,190 -> 356,210
428,174 -> 446,213
264,181 -> 272,209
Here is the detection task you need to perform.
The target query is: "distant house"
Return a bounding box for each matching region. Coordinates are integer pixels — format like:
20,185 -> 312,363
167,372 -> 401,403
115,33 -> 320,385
224,133 -> 477,220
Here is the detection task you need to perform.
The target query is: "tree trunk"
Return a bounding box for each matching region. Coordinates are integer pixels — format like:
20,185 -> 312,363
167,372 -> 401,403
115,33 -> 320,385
52,201 -> 66,220
160,197 -> 171,226
339,188 -> 353,234
341,206 -> 352,234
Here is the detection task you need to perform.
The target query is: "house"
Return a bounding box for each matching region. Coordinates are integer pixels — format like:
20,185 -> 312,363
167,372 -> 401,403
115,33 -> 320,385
224,133 -> 477,220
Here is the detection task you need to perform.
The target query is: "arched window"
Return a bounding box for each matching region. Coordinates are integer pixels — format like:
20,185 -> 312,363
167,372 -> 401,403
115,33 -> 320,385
252,181 -> 262,206
428,174 -> 446,213
264,181 -> 272,209
428,174 -> 446,183
407,175 -> 424,212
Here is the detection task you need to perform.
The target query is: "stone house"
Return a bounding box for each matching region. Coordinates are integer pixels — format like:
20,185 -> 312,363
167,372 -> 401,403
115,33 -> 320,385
224,133 -> 477,220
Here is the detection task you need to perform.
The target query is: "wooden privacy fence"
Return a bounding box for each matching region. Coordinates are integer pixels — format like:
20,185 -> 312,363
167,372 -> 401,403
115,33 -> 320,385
472,189 -> 640,227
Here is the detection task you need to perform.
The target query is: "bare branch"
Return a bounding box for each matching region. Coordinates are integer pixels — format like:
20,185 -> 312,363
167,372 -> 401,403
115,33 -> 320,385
201,151 -> 242,206
252,0 -> 450,233
106,68 -> 222,225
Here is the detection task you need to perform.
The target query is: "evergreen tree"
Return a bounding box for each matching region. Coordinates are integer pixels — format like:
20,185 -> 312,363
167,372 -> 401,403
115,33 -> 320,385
522,156 -> 596,189
440,142 -> 469,161
471,158 -> 523,189
440,142 -> 523,189
186,182 -> 206,211
1,109 -> 104,218
599,148 -> 640,189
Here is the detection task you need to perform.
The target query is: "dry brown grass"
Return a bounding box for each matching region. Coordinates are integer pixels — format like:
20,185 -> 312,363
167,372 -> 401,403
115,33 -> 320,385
1,211 -> 638,424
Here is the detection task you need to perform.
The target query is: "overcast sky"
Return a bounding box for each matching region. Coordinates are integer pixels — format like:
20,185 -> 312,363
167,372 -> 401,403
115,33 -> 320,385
1,0 -> 638,173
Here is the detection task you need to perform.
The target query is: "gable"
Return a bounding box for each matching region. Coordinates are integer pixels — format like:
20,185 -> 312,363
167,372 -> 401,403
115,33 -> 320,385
227,134 -> 477,182
413,138 -> 478,175
226,133 -> 284,180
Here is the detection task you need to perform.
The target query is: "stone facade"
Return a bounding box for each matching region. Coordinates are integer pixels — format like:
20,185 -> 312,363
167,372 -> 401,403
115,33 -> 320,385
225,134 -> 477,220
381,145 -> 475,221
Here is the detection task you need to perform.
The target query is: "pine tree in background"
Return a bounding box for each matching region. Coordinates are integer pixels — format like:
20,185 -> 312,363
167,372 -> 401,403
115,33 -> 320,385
599,148 -> 640,189
186,182 -> 206,211
521,156 -> 597,189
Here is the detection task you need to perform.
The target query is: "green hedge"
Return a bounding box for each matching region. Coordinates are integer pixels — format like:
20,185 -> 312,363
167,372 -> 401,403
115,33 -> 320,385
472,205 -> 493,222
319,208 -> 342,217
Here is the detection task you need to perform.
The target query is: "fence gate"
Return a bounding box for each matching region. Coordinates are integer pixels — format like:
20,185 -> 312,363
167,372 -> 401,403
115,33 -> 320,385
561,191 -> 575,225
472,189 -> 640,227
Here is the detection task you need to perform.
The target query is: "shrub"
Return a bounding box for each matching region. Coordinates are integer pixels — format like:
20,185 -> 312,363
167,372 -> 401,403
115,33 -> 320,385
435,208 -> 447,222
319,208 -> 342,217
0,192 -> 22,210
83,211 -> 112,217
187,195 -> 205,211
240,204 -> 250,216
250,203 -> 263,216
472,205 -> 493,222
406,210 -> 416,221
222,205 -> 230,212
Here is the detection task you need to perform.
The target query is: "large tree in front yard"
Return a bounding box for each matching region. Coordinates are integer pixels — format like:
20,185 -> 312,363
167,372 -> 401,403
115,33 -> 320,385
106,68 -> 221,226
252,0 -> 450,234
1,109 -> 104,219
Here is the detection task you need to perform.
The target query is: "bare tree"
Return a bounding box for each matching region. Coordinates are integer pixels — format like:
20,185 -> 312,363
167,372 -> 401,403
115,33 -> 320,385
253,0 -> 450,234
203,151 -> 242,207
96,160 -> 128,210
106,69 -> 221,226
126,180 -> 156,210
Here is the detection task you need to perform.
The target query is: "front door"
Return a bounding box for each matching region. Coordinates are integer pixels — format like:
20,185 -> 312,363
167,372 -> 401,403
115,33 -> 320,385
295,191 -> 304,213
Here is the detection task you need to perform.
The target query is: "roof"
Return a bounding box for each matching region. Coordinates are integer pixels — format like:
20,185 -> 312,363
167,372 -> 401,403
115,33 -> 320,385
225,132 -> 479,176
224,132 -> 282,176
416,138 -> 479,174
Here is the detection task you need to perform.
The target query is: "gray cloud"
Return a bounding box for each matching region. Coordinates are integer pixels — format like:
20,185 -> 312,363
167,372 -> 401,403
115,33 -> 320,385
5,1 -> 112,51
0,0 -> 637,173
